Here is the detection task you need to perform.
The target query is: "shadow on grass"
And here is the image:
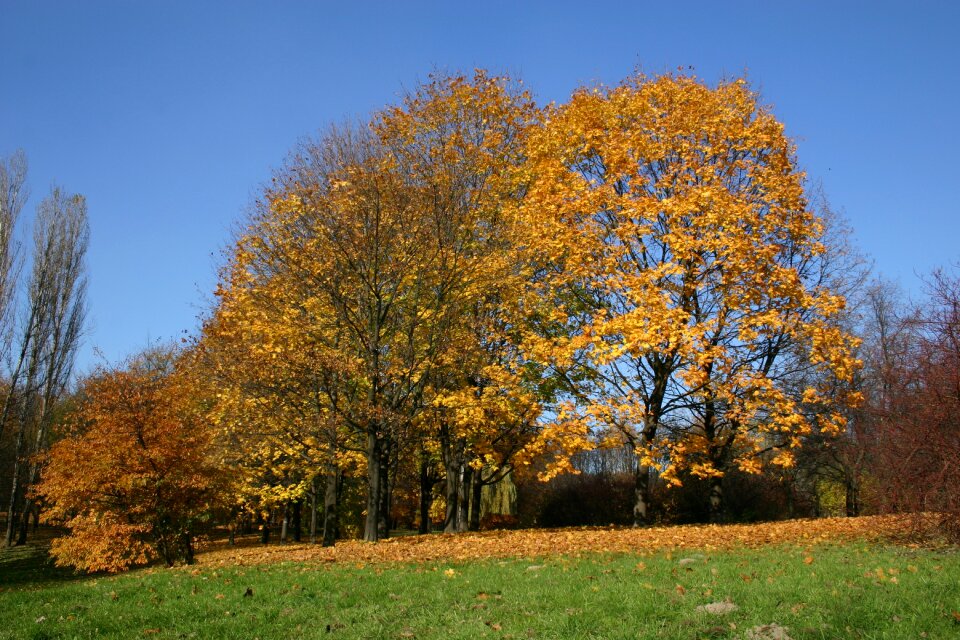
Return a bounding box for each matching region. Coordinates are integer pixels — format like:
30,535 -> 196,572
0,532 -> 85,589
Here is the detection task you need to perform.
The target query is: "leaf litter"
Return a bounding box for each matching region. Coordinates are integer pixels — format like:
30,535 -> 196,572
196,515 -> 907,568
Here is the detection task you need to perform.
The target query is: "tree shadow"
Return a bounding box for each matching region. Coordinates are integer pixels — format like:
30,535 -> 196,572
0,540 -> 86,589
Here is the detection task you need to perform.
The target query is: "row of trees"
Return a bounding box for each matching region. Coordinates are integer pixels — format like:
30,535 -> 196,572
0,151 -> 88,548
29,70 -> 956,572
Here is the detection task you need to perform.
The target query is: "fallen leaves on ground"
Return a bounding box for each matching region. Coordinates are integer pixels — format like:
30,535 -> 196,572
196,515 -> 908,569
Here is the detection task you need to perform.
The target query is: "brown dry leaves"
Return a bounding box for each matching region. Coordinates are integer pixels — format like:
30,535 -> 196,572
197,515 -> 906,568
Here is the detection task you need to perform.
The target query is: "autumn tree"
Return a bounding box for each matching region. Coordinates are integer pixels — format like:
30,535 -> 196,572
213,72 -> 556,541
521,74 -> 859,524
374,72 -> 557,533
199,305 -> 355,546
37,347 -> 229,571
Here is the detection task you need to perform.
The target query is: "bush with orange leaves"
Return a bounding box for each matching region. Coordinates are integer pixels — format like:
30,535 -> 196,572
37,348 -> 230,572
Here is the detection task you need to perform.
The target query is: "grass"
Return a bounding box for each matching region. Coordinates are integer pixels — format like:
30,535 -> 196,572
1,528 -> 959,639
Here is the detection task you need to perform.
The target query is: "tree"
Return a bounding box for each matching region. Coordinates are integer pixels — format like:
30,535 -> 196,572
4,186 -> 88,546
213,72 -> 551,541
859,267 -> 960,538
37,347 -> 229,572
521,74 -> 859,523
0,150 -> 27,351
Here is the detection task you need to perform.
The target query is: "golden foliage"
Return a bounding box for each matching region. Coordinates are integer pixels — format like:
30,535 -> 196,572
518,73 -> 860,489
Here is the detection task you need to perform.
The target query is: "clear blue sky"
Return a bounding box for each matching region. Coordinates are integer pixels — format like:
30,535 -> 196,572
2,1 -> 958,373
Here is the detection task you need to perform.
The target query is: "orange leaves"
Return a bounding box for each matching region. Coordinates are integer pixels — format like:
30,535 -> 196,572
38,348 -> 230,572
198,515 -> 906,568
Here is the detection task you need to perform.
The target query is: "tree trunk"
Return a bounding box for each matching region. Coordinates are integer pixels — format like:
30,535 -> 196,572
418,457 -> 433,534
260,511 -> 271,544
708,476 -> 725,523
16,500 -> 34,546
310,477 -> 318,544
443,458 -> 460,533
181,534 -> 194,565
4,419 -> 27,547
377,441 -> 391,539
456,466 -> 472,533
633,457 -> 653,526
469,472 -> 483,531
292,500 -> 302,542
845,476 -> 860,517
279,505 -> 289,543
364,431 -> 382,542
322,469 -> 339,547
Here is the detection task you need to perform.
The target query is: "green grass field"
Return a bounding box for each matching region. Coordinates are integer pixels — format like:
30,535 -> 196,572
2,532 -> 959,640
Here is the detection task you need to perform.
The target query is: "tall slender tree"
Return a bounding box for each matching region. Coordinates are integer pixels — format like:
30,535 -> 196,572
5,186 -> 88,546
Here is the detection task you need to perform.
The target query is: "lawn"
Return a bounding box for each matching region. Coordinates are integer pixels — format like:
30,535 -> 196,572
1,517 -> 958,639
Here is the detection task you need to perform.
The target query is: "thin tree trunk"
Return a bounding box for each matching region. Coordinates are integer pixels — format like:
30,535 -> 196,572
5,405 -> 30,547
291,500 -> 302,542
260,511 -> 271,544
456,466 -> 472,533
418,456 -> 432,534
364,431 -> 382,542
310,477 -> 318,544
845,476 -> 861,517
377,441 -> 390,539
16,393 -> 50,546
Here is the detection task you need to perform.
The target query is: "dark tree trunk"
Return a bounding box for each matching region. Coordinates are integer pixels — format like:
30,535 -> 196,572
4,425 -> 27,547
310,477 -> 318,544
322,469 -> 340,547
456,466 -> 472,533
708,476 -> 725,523
377,441 -> 391,540
469,473 -> 483,531
845,476 -> 861,517
292,500 -> 302,542
443,459 -> 460,533
418,457 -> 433,534
16,500 -> 33,545
259,511 -> 271,544
364,431 -> 382,542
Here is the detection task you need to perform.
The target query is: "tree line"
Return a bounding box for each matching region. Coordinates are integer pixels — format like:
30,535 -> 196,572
6,71 -> 956,573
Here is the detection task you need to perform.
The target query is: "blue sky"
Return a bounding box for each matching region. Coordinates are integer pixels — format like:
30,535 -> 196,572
1,1 -> 958,373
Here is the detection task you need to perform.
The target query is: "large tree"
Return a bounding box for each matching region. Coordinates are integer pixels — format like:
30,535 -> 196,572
521,74 -> 859,523
211,72 -> 553,541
